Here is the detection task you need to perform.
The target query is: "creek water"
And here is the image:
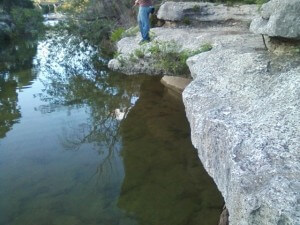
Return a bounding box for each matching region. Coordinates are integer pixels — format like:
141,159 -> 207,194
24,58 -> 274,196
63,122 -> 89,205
0,25 -> 223,225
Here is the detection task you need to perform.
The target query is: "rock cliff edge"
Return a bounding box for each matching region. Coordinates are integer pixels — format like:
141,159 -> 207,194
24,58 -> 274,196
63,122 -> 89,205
108,1 -> 300,224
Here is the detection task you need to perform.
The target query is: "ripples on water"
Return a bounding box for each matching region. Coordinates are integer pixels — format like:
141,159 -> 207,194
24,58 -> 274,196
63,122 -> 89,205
0,25 -> 223,225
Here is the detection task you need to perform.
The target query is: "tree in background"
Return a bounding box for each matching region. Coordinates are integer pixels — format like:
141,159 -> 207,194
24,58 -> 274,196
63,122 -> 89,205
0,0 -> 44,38
11,7 -> 44,37
0,0 -> 34,12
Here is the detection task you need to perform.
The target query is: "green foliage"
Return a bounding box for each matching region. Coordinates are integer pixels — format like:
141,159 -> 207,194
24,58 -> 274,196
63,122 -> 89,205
10,7 -> 44,38
255,0 -> 269,5
183,17 -> 191,25
59,0 -> 90,13
123,26 -> 139,38
147,41 -> 213,75
0,39 -> 38,71
291,45 -> 300,54
148,42 -> 160,55
196,43 -> 213,52
113,51 -> 121,59
129,53 -> 138,63
117,55 -> 126,67
51,18 -> 116,57
192,5 -> 200,11
150,13 -> 159,27
110,28 -> 125,43
134,48 -> 145,59
65,19 -> 113,46
0,0 -> 34,12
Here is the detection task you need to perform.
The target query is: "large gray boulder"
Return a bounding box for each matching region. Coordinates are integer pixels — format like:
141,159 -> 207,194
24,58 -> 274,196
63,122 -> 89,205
250,0 -> 300,40
157,2 -> 258,24
183,48 -> 300,225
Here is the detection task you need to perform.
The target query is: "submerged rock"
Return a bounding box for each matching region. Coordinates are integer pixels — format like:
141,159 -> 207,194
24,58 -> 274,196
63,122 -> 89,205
160,76 -> 191,94
250,0 -> 300,40
183,48 -> 300,225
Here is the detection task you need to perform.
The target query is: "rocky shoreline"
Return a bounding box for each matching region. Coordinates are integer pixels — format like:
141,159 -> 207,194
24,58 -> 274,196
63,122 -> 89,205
108,0 -> 300,224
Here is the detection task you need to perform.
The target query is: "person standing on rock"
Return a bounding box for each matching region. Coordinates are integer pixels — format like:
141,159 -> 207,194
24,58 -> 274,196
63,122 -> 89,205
134,0 -> 154,44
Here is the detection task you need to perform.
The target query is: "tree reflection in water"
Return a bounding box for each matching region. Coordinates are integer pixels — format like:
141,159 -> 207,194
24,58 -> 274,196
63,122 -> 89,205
118,79 -> 224,225
0,74 -> 20,138
35,29 -> 148,183
0,40 -> 38,138
0,28 -> 224,225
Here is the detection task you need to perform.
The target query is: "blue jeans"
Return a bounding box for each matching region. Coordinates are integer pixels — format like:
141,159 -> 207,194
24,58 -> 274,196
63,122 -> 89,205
138,6 -> 152,41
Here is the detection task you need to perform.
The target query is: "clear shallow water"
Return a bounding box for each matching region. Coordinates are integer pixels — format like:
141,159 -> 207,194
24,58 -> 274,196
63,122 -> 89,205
0,28 -> 223,225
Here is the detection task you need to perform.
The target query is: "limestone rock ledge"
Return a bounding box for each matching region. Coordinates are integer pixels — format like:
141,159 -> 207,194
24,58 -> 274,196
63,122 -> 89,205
157,2 -> 257,24
183,48 -> 300,225
108,26 -> 263,75
108,1 -> 300,224
108,2 -> 259,76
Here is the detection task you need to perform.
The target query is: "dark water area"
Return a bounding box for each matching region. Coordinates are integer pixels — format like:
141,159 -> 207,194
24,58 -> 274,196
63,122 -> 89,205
0,26 -> 223,225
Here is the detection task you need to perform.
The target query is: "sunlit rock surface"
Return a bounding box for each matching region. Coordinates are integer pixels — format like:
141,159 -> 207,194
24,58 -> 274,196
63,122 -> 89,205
250,0 -> 300,40
182,1 -> 300,223
183,48 -> 300,225
157,1 -> 257,24
108,26 -> 262,75
108,2 -> 259,76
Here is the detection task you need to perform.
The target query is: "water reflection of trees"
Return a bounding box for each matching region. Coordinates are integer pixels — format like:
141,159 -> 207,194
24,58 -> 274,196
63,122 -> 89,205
37,31 -> 148,180
0,75 -> 20,138
39,56 -> 145,152
118,79 -> 224,225
0,40 -> 38,138
0,40 -> 38,71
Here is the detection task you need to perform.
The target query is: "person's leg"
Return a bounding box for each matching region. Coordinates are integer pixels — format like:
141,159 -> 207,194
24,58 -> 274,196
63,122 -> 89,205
143,7 -> 151,41
138,7 -> 144,39
144,7 -> 151,41
139,6 -> 151,41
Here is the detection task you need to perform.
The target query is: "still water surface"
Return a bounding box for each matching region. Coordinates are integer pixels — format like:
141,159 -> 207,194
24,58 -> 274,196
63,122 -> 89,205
0,27 -> 223,225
